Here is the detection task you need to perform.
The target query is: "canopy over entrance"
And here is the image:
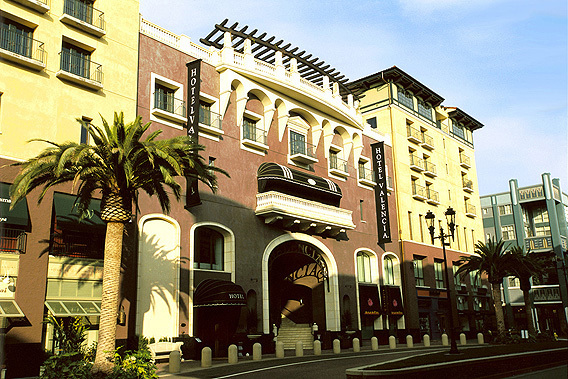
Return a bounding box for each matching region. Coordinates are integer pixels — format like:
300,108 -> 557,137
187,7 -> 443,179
193,279 -> 246,307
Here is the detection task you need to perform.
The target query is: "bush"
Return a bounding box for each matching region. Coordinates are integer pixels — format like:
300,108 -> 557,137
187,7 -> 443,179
40,352 -> 92,379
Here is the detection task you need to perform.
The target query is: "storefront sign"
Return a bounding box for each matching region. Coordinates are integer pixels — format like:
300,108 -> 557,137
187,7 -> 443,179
359,284 -> 381,316
371,142 -> 391,244
185,60 -> 202,208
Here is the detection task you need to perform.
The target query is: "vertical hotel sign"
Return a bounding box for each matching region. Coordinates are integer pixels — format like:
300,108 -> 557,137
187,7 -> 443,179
371,142 -> 391,244
185,60 -> 201,208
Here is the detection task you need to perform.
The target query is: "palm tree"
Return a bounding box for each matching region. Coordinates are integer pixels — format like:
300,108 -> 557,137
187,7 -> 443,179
455,238 -> 510,341
506,246 -> 544,339
10,112 -> 227,374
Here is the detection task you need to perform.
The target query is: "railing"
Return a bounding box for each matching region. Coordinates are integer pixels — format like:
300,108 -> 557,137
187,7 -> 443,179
51,231 -> 104,259
330,155 -> 348,174
0,228 -> 27,253
290,139 -> 317,159
243,123 -> 267,145
199,109 -> 222,130
525,236 -> 553,251
409,153 -> 424,170
358,166 -> 375,182
533,286 -> 561,302
460,152 -> 471,167
465,203 -> 476,216
63,0 -> 105,30
255,191 -> 354,229
412,183 -> 426,199
407,125 -> 422,142
153,92 -> 186,118
427,188 -> 439,203
424,160 -> 436,175
0,25 -> 46,64
422,132 -> 434,148
462,177 -> 473,191
59,50 -> 103,83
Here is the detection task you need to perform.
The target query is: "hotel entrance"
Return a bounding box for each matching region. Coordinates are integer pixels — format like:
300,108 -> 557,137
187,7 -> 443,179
269,241 -> 328,346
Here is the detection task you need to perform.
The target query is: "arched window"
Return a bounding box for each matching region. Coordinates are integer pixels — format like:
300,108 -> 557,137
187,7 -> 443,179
384,255 -> 395,285
356,252 -> 372,283
194,227 -> 224,270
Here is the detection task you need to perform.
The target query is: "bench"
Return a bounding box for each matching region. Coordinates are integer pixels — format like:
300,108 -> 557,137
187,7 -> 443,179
148,341 -> 184,362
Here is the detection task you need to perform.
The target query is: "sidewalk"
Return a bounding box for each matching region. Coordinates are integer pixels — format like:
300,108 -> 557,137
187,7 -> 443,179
154,339 -> 462,378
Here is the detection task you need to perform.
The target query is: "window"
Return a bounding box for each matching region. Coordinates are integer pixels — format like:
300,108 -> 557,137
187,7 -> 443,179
358,159 -> 373,183
194,227 -> 224,270
453,264 -> 463,287
199,102 -> 212,126
470,271 -> 480,290
508,277 -> 520,287
1,19 -> 33,58
397,88 -> 413,110
457,296 -> 468,311
498,204 -> 512,215
208,157 -> 216,167
154,83 -> 176,114
367,117 -> 377,129
452,120 -> 466,140
150,74 -> 185,123
359,200 -> 364,222
413,256 -> 425,286
60,42 -> 95,80
418,101 -> 432,120
356,252 -> 372,283
290,130 -> 307,155
434,259 -> 445,289
501,225 -> 516,241
533,207 -> 549,223
535,225 -> 551,236
408,211 -> 413,240
329,148 -> 348,175
243,117 -> 258,141
384,255 -> 395,285
80,116 -> 92,144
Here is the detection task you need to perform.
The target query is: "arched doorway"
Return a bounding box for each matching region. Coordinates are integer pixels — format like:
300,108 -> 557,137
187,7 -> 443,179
268,240 -> 328,331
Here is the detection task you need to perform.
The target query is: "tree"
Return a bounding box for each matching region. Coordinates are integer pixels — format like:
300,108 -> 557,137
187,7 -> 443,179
506,246 -> 545,339
10,112 -> 227,374
455,238 -> 510,341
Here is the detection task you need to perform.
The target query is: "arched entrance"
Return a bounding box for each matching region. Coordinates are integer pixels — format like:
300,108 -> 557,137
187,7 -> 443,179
269,240 -> 328,330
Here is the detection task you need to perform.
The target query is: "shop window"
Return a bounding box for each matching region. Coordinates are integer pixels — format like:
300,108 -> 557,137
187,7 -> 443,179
434,259 -> 445,289
356,252 -> 372,283
194,227 -> 224,270
413,256 -> 425,286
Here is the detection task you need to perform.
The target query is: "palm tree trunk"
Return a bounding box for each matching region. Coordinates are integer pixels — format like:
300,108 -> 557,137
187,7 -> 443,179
522,289 -> 537,338
92,221 -> 124,374
491,282 -> 506,339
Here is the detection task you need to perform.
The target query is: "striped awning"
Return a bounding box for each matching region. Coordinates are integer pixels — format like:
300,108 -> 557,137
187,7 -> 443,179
0,300 -> 25,317
257,163 -> 342,207
45,300 -> 101,316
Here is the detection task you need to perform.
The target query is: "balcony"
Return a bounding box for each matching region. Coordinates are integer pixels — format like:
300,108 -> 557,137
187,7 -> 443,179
358,166 -> 376,187
426,188 -> 440,205
460,152 -> 471,169
255,191 -> 355,237
409,154 -> 424,172
60,0 -> 106,37
524,236 -> 553,252
424,160 -> 437,177
412,183 -> 427,201
407,125 -> 422,144
533,286 -> 561,303
242,123 -> 268,151
198,109 -> 223,136
290,140 -> 318,165
9,0 -> 49,13
56,51 -> 103,90
462,177 -> 474,193
329,155 -> 349,177
0,26 -> 46,70
0,228 -> 27,253
465,203 -> 476,218
152,92 -> 186,124
421,132 -> 434,150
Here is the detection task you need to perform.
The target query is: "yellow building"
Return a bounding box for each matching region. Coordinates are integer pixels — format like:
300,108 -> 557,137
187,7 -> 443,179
349,67 -> 487,338
0,0 -> 139,376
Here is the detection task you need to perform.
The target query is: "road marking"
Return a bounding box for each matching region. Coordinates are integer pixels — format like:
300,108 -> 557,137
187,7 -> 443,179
213,349 -> 446,378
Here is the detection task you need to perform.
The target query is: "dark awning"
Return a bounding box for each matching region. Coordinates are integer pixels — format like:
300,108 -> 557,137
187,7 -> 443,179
381,285 -> 404,316
0,182 -> 30,230
193,279 -> 246,307
359,284 -> 381,317
257,162 -> 342,207
0,300 -> 25,317
53,192 -> 105,230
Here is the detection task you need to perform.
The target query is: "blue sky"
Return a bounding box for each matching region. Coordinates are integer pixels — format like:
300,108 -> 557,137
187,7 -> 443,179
140,0 -> 567,195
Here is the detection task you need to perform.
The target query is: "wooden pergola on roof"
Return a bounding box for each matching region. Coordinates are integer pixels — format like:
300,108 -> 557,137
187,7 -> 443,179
201,19 -> 356,98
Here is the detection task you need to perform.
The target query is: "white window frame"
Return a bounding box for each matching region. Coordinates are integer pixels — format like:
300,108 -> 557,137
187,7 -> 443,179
150,73 -> 185,128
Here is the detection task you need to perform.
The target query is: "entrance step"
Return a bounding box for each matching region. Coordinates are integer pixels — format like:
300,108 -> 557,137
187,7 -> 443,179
277,319 -> 314,350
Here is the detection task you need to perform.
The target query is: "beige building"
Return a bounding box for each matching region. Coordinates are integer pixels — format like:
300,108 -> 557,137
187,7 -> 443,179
349,68 -> 487,339
0,0 -> 139,376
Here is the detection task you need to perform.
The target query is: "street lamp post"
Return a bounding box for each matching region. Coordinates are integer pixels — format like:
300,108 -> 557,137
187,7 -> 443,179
425,207 -> 459,354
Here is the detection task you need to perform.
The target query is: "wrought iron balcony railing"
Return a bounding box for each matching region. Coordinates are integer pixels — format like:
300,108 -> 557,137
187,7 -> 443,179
465,203 -> 476,217
412,183 -> 427,200
462,177 -> 474,192
409,153 -> 424,171
329,155 -> 348,174
153,91 -> 186,118
0,25 -> 46,65
424,160 -> 436,176
358,166 -> 375,183
59,50 -> 103,84
0,228 -> 27,253
243,123 -> 267,145
199,109 -> 222,130
63,0 -> 105,30
407,125 -> 422,144
460,152 -> 471,168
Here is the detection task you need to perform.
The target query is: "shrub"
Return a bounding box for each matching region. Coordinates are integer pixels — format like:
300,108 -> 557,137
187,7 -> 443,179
40,352 -> 92,379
